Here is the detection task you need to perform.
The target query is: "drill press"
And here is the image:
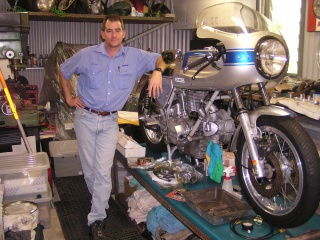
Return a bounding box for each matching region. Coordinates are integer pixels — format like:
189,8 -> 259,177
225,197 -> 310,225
0,12 -> 39,128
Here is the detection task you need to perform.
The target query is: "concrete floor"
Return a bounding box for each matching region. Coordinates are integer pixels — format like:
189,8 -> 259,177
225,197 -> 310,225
43,182 -> 64,240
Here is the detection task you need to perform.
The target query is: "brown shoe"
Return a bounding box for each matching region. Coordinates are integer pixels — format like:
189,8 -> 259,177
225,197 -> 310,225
89,220 -> 107,239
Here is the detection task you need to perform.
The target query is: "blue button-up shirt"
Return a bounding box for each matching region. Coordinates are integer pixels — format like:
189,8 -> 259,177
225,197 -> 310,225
60,42 -> 160,111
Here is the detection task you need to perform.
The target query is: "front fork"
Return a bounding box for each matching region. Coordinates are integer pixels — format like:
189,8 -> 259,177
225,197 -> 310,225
233,87 -> 264,178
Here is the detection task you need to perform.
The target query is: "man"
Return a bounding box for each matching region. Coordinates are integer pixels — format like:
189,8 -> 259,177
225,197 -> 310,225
59,14 -> 166,239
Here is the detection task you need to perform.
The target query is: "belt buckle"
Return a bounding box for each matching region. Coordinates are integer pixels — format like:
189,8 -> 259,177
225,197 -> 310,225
98,110 -> 108,116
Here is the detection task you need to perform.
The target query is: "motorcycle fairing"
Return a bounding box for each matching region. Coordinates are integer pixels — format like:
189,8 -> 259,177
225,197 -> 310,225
224,48 -> 255,66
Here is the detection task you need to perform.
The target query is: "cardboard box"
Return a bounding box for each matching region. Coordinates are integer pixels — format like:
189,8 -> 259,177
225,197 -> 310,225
116,132 -> 146,158
124,176 -> 138,198
49,140 -> 83,177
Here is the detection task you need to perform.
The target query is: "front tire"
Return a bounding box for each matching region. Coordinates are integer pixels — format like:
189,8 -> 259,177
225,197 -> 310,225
236,116 -> 320,228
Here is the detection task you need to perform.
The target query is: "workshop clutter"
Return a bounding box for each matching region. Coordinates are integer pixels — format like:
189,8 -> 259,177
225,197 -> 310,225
0,152 -> 52,229
126,186 -> 192,239
3,201 -> 39,239
49,140 -> 83,177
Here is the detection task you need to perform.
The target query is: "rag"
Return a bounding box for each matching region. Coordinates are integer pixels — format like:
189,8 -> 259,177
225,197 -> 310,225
147,205 -> 186,237
205,141 -> 224,183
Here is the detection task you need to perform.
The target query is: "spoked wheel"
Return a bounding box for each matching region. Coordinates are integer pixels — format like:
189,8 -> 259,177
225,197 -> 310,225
138,82 -> 166,153
236,116 -> 320,228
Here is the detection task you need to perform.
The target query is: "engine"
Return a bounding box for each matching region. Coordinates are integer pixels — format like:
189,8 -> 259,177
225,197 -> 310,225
166,90 -> 235,159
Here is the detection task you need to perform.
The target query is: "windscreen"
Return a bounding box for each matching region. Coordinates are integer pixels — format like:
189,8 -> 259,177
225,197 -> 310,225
196,2 -> 281,36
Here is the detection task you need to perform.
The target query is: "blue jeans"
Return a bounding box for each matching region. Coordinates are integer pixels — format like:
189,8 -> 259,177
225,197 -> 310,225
74,108 -> 119,225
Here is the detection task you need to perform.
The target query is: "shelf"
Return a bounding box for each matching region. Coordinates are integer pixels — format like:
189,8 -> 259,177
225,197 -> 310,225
28,12 -> 177,24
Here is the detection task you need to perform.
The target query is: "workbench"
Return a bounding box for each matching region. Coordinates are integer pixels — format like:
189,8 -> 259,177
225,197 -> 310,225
114,147 -> 320,240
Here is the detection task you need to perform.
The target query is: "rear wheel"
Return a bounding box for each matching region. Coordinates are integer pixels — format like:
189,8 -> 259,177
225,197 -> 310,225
138,82 -> 166,153
236,116 -> 320,228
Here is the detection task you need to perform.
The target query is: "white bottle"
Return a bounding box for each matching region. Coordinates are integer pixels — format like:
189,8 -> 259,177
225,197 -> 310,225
222,166 -> 234,194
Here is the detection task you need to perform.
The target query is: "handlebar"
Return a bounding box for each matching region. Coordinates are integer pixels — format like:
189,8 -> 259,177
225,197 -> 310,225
183,54 -> 213,72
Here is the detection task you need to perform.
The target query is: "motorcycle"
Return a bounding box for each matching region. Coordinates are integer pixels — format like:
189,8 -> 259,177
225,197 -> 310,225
138,2 -> 320,228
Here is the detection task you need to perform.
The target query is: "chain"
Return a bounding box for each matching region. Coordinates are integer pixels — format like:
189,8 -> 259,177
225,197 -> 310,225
170,0 -> 174,14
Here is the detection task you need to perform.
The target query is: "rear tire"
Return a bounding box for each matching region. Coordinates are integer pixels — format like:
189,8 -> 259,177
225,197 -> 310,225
236,116 -> 320,228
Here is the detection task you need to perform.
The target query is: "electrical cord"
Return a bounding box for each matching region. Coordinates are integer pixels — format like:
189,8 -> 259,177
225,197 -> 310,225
229,216 -> 275,240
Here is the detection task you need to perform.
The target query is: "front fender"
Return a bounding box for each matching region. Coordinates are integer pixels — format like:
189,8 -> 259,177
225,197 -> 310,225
230,105 -> 295,152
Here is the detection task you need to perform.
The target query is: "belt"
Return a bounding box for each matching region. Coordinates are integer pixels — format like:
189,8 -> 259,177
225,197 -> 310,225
84,107 -> 117,116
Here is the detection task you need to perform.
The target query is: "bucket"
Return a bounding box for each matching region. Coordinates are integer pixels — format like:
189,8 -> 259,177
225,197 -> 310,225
3,201 -> 39,232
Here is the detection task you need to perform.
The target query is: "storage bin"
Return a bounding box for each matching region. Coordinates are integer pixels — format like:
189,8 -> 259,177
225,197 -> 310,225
0,152 -> 50,202
49,140 -> 83,177
3,183 -> 52,229
32,184 -> 52,229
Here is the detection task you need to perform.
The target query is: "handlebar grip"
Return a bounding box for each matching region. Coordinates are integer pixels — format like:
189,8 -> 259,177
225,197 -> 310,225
184,56 -> 209,72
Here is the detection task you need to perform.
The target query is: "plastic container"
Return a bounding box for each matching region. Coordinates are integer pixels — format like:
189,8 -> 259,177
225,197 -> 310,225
222,166 -> 234,194
32,184 -> 52,229
49,140 -> 83,177
0,152 -> 50,202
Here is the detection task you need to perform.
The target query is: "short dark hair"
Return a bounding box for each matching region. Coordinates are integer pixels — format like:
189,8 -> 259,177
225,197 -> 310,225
101,14 -> 125,31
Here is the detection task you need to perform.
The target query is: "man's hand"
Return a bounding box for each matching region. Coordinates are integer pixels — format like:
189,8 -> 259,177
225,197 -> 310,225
66,95 -> 85,108
148,70 -> 163,98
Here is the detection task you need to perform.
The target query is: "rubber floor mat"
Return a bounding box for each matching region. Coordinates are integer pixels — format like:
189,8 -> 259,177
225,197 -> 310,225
54,175 -> 91,202
54,176 -> 144,240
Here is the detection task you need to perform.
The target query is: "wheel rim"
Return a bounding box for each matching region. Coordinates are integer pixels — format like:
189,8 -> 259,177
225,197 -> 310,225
241,125 -> 304,216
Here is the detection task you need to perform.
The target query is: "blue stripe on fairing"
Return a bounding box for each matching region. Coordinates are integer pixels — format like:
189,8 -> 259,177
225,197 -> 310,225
224,49 -> 255,66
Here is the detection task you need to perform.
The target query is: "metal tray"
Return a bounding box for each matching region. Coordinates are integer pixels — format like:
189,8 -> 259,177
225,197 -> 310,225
184,187 -> 251,225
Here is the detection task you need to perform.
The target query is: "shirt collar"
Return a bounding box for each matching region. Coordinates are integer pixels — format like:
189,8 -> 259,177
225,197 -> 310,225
96,42 -> 125,58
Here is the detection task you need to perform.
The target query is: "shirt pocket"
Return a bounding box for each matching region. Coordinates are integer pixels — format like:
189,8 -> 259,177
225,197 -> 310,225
118,65 -> 135,90
88,64 -> 105,89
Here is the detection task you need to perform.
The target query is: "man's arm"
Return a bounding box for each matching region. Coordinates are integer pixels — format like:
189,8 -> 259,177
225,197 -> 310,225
148,56 -> 167,98
58,69 -> 85,108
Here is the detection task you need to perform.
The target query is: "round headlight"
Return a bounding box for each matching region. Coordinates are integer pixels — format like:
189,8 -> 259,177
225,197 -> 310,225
256,38 -> 288,79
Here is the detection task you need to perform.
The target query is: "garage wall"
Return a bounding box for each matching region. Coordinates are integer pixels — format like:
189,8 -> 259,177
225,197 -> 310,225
0,1 -> 192,93
0,0 -> 319,94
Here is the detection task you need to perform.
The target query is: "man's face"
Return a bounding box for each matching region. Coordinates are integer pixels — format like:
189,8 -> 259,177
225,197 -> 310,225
100,20 -> 126,49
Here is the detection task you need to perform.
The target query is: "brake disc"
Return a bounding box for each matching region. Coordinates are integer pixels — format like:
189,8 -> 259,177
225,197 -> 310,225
250,153 -> 283,198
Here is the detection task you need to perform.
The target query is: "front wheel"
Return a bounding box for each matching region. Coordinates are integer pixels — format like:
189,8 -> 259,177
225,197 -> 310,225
236,116 -> 320,228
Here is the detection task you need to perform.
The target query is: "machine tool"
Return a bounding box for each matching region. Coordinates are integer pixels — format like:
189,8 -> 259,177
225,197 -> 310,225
0,11 -> 40,129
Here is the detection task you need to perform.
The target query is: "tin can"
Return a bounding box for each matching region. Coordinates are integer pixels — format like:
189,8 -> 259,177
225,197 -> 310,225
3,201 -> 39,232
